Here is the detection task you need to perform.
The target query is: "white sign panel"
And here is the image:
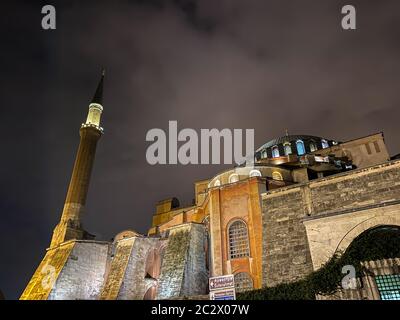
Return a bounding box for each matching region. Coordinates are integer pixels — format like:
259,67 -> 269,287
209,275 -> 235,291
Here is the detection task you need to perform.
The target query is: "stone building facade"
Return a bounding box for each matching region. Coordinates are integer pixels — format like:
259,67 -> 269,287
20,74 -> 400,300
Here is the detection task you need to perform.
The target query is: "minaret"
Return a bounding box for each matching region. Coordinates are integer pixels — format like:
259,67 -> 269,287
50,70 -> 105,248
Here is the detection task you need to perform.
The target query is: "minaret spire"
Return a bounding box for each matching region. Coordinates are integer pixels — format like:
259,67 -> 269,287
91,69 -> 105,105
50,70 -> 105,248
84,69 -> 105,131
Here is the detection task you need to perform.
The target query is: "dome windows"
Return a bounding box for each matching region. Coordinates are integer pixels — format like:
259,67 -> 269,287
296,140 -> 305,155
309,140 -> 317,152
256,136 -> 336,161
261,149 -> 268,159
283,142 -> 292,156
271,145 -> 280,158
321,139 -> 329,149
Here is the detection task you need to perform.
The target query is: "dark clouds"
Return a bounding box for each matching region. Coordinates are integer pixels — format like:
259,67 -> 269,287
1,0 -> 400,299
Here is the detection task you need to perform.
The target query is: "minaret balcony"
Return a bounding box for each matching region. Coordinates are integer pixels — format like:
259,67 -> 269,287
81,123 -> 104,133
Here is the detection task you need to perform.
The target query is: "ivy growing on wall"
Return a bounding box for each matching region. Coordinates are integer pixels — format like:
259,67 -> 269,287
237,226 -> 400,300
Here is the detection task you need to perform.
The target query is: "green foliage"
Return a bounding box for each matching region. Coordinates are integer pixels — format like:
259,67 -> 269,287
237,226 -> 400,300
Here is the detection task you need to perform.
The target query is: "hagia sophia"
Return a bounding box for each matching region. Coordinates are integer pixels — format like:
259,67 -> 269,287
21,73 -> 400,300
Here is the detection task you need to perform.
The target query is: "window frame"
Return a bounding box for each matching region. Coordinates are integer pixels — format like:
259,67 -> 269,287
283,142 -> 292,155
271,145 -> 280,158
321,139 -> 329,149
296,140 -> 306,155
227,219 -> 251,260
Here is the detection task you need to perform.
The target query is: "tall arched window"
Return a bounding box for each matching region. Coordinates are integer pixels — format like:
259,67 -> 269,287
283,142 -> 292,155
271,145 -> 280,158
234,272 -> 253,293
228,220 -> 250,259
309,140 -> 317,152
296,140 -> 305,155
321,139 -> 329,149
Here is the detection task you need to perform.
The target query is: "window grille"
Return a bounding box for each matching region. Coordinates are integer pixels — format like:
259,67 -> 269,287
228,221 -> 250,259
375,275 -> 400,300
234,272 -> 253,293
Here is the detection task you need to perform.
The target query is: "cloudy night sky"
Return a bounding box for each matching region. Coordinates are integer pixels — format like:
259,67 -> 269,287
1,0 -> 400,299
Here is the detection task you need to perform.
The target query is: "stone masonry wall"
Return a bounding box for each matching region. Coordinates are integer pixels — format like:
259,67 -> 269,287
117,237 -> 161,300
100,237 -> 135,300
262,189 -> 313,287
309,160 -> 400,217
48,241 -> 109,300
20,242 -> 75,300
157,223 -> 208,299
181,223 -> 209,296
261,159 -> 400,288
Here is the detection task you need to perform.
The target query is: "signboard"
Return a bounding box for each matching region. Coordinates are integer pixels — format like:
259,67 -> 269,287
209,275 -> 236,300
209,275 -> 234,290
210,288 -> 236,300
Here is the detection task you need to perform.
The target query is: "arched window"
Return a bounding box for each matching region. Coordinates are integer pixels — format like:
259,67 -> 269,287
228,220 -> 250,259
296,140 -> 305,155
249,170 -> 261,178
143,286 -> 157,300
261,149 -> 268,159
309,140 -> 317,152
229,174 -> 239,184
234,272 -> 253,293
283,143 -> 292,155
272,171 -> 283,181
321,139 -> 329,149
144,249 -> 161,279
271,145 -> 279,158
214,179 -> 221,187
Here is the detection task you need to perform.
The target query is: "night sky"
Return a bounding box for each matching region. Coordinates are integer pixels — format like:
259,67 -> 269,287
1,0 -> 400,299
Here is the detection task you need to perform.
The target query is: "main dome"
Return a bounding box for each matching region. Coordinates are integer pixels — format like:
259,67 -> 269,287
255,134 -> 338,160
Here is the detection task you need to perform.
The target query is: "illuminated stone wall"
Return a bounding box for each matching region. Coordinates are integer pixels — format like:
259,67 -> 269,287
22,225 -> 208,300
100,238 -> 134,299
157,223 -> 208,299
20,242 -> 75,300
261,159 -> 400,287
48,241 -> 109,300
116,237 -> 162,300
261,187 -> 313,287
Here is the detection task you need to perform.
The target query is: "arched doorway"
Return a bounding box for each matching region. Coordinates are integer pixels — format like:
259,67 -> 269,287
343,225 -> 400,263
338,225 -> 400,300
